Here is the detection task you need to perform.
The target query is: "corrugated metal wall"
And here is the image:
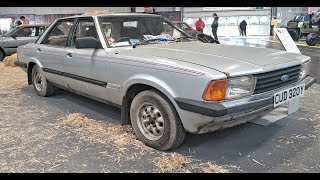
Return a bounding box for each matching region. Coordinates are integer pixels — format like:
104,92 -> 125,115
0,7 -> 131,15
0,7 -> 176,15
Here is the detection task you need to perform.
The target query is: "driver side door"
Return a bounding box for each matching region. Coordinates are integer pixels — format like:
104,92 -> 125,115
63,17 -> 108,100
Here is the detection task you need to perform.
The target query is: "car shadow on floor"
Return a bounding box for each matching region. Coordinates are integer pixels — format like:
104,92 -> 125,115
20,85 -> 316,172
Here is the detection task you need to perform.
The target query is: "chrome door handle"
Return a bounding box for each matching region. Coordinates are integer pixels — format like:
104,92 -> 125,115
36,48 -> 41,52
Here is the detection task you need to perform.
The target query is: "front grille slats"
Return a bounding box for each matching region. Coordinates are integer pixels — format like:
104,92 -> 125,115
255,65 -> 301,80
253,65 -> 301,94
256,71 -> 300,85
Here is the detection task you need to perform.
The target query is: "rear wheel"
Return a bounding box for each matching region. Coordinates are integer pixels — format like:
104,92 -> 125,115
130,90 -> 186,151
306,33 -> 318,46
32,65 -> 55,97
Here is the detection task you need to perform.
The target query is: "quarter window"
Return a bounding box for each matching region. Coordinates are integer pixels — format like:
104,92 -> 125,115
42,20 -> 74,47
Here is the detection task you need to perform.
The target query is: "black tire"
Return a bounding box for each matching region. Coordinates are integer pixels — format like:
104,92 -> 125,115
306,33 -> 318,46
130,90 -> 186,151
196,33 -> 217,44
32,65 -> 55,97
288,29 -> 299,41
0,50 -> 4,61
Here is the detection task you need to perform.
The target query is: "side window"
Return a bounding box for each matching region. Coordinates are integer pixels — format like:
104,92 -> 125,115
42,20 -> 74,47
16,27 -> 37,37
70,19 -> 98,47
38,26 -> 47,36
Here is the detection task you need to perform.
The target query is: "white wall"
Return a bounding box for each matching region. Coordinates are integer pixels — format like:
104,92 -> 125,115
183,7 -> 271,36
183,7 -> 271,17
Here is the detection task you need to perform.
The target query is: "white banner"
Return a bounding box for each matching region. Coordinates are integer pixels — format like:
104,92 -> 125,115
274,28 -> 301,54
203,7 -> 251,11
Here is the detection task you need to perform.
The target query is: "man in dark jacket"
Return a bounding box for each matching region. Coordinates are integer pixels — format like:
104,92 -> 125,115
211,13 -> 219,42
239,20 -> 247,37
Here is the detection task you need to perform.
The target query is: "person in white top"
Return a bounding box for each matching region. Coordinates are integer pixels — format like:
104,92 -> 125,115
9,17 -> 15,30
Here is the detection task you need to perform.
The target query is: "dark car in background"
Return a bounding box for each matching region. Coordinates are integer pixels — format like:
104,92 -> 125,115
0,24 -> 49,61
173,21 -> 198,35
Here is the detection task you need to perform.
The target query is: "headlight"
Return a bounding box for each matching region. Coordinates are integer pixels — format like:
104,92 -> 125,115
203,76 -> 256,101
299,61 -> 311,81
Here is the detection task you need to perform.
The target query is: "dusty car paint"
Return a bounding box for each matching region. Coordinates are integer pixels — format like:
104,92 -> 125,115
16,13 -> 315,135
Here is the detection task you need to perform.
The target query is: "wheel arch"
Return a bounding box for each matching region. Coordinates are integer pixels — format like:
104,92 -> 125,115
27,58 -> 43,85
120,77 -> 179,126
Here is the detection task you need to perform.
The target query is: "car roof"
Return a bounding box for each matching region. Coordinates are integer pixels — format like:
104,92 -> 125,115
57,13 -> 162,20
20,24 -> 49,27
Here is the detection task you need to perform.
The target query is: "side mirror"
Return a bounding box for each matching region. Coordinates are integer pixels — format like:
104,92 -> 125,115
75,37 -> 100,49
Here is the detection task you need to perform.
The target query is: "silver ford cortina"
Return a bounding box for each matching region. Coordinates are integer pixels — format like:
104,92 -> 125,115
15,13 -> 316,150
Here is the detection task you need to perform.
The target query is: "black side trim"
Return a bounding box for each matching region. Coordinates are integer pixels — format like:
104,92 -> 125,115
175,98 -> 227,117
42,68 -> 107,87
3,46 -> 18,49
42,68 -> 63,75
14,61 -> 27,68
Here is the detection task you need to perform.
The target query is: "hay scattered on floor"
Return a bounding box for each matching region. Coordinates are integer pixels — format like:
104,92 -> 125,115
57,113 -> 152,153
82,10 -> 112,16
58,113 -> 229,173
3,53 -> 18,67
153,152 -> 193,172
200,162 -> 228,173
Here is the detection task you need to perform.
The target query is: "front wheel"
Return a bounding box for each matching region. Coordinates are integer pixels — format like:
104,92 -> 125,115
130,90 -> 186,151
306,33 -> 318,46
32,65 -> 55,97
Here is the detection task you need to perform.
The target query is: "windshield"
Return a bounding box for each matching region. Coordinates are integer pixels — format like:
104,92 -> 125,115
98,16 -> 193,47
177,23 -> 193,31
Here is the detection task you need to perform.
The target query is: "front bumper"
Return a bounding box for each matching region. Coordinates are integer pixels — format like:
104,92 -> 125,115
175,76 -> 316,133
14,61 -> 27,69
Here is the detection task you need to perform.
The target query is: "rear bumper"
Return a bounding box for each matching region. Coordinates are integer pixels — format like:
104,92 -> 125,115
175,76 -> 316,133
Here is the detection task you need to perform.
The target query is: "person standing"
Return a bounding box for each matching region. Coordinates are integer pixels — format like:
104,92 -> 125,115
143,7 -> 155,14
270,17 -> 275,35
195,17 -> 205,32
9,17 -> 15,30
273,17 -> 278,37
15,21 -> 22,27
211,13 -> 219,42
239,20 -> 247,37
20,16 -> 29,25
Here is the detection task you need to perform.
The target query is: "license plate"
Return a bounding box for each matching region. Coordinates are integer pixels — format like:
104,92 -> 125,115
273,84 -> 305,107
